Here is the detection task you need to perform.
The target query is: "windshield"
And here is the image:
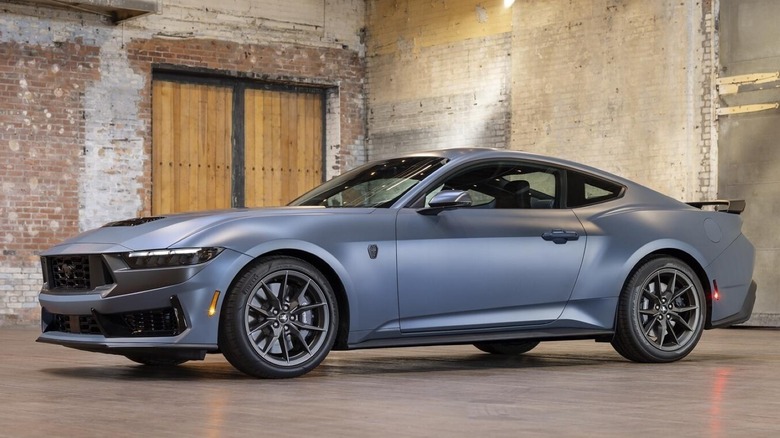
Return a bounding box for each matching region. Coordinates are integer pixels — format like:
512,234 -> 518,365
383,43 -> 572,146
290,156 -> 448,208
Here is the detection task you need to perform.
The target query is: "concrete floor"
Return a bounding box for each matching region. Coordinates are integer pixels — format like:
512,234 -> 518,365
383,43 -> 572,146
1,327 -> 778,437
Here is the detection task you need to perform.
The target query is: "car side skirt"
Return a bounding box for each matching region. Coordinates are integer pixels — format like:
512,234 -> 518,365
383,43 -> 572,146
345,328 -> 614,350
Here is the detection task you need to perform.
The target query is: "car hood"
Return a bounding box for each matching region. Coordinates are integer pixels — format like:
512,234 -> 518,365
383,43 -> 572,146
43,207 -> 371,254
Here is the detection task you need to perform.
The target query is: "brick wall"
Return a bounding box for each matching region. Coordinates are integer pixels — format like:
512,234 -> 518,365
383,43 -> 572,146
511,0 -> 710,201
0,0 -> 366,325
366,1 -> 513,158
367,0 -> 715,200
0,38 -> 100,323
700,0 -> 717,202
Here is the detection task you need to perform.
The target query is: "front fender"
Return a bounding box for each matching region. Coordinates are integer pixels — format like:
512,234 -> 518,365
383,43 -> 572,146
183,210 -> 401,336
241,239 -> 359,324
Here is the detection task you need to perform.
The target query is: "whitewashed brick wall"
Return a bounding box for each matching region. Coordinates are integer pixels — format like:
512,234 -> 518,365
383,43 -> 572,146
511,0 -> 710,201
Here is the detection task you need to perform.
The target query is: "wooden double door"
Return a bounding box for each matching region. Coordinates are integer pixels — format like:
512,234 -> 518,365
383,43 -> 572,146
152,77 -> 324,214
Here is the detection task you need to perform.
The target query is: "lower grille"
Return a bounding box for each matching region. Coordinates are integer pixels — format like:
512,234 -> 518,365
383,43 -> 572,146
122,308 -> 179,336
53,314 -> 102,335
44,306 -> 183,338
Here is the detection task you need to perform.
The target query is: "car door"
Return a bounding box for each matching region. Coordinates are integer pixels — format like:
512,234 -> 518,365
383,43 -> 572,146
395,160 -> 587,333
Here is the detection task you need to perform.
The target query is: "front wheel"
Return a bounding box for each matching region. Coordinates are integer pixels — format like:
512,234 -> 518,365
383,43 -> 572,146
612,257 -> 705,363
219,256 -> 338,378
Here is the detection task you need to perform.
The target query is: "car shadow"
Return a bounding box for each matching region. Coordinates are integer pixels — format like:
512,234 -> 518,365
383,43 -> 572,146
38,342 -> 746,381
37,349 -> 671,381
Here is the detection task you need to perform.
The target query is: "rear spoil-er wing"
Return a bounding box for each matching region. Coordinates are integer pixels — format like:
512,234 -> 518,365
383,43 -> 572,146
687,199 -> 746,214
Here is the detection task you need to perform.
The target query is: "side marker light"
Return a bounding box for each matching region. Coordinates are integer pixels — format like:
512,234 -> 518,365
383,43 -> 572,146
209,290 -> 221,317
713,280 -> 720,301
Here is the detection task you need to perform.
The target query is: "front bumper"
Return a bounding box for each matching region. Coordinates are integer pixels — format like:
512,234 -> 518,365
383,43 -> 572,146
37,247 -> 253,355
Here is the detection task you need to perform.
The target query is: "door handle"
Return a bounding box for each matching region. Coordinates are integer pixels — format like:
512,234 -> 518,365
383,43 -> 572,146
541,229 -> 580,244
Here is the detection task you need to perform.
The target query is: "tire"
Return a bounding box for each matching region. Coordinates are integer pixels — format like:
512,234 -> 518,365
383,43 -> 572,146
612,257 -> 705,363
473,340 -> 540,355
125,355 -> 188,366
219,256 -> 338,378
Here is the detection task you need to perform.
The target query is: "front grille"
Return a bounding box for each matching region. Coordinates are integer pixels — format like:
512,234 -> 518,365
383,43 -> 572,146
42,255 -> 114,293
43,305 -> 184,338
51,256 -> 91,290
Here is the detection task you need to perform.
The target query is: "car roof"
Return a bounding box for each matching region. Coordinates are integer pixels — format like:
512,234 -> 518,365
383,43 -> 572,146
397,147 -> 636,187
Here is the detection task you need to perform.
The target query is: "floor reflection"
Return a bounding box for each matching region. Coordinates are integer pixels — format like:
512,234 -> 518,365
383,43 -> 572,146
708,367 -> 732,438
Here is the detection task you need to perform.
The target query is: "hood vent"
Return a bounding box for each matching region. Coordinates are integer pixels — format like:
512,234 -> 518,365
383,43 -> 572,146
103,216 -> 165,227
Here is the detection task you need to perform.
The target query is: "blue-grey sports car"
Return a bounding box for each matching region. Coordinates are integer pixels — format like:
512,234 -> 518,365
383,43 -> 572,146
38,148 -> 757,378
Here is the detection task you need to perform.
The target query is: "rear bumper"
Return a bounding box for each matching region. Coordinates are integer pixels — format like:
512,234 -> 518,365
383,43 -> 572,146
710,280 -> 757,328
705,233 -> 756,328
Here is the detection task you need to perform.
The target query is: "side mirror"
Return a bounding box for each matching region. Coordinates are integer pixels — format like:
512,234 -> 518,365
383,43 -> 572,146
417,190 -> 473,215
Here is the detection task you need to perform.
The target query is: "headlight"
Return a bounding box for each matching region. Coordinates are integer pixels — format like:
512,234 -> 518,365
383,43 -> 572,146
121,247 -> 223,269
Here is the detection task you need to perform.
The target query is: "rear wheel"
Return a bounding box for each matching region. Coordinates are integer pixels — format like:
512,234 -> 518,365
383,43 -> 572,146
473,340 -> 540,355
219,256 -> 338,378
612,257 -> 705,362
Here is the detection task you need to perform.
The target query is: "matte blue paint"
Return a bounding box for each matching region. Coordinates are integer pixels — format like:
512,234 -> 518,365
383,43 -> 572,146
36,148 -> 756,363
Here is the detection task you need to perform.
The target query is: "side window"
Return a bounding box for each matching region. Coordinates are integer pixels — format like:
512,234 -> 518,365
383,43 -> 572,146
566,170 -> 624,207
422,161 -> 561,209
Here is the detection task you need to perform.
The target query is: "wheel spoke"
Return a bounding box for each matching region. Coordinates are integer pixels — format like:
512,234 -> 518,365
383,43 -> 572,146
657,318 -> 668,347
290,279 -> 311,305
669,312 -> 694,332
280,331 -> 293,364
666,319 -> 681,345
287,324 -> 312,356
278,271 -> 290,303
655,273 -> 664,295
292,302 -> 327,314
248,319 -> 273,335
260,334 -> 278,355
642,287 -> 660,303
673,305 -> 698,313
292,321 -> 326,332
643,317 -> 658,336
639,308 -> 657,316
248,302 -> 271,317
671,285 -> 692,302
260,280 -> 281,308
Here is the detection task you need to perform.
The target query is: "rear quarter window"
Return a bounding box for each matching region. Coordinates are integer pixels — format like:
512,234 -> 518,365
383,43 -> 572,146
567,171 -> 624,207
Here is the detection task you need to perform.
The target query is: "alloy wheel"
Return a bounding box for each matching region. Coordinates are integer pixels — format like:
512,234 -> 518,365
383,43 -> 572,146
636,267 -> 702,351
244,269 -> 330,367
